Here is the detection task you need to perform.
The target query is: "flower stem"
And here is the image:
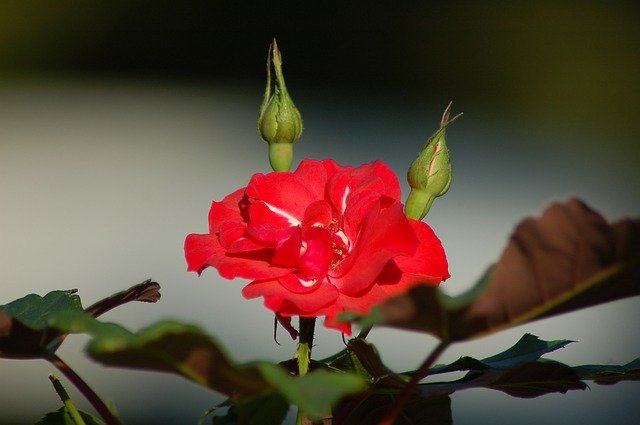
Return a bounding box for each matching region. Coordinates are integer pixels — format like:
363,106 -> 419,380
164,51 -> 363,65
298,317 -> 316,358
295,317 -> 316,425
45,352 -> 122,425
379,340 -> 449,425
48,374 -> 86,425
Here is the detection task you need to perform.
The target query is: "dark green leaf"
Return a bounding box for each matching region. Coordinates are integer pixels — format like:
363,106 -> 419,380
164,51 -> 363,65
35,407 -> 105,425
49,310 -> 271,398
429,333 -> 573,375
258,364 -> 365,420
209,393 -> 289,425
0,290 -> 82,358
359,199 -> 640,341
420,360 -> 587,398
199,399 -> 232,425
416,336 -> 635,398
329,338 -> 407,389
336,393 -> 452,425
488,360 -> 587,398
573,357 -> 640,384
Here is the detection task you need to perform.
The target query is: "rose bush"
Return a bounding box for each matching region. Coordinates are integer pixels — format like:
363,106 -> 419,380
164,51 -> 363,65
185,159 -> 449,333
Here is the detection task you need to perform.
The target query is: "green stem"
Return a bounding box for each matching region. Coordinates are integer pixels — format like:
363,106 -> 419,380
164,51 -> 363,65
295,317 -> 317,425
45,352 -> 122,425
49,374 -> 86,425
356,325 -> 372,340
379,340 -> 449,425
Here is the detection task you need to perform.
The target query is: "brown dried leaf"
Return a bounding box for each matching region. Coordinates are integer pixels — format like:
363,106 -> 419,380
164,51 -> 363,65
376,199 -> 640,341
83,279 -> 161,318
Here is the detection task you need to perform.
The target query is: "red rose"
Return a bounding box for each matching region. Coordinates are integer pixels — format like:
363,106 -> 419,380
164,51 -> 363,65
185,159 -> 449,334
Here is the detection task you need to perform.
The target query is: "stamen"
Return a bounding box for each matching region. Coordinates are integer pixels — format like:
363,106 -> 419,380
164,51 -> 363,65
335,230 -> 350,249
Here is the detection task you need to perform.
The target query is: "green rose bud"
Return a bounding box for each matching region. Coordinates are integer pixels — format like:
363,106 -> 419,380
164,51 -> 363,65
405,102 -> 461,220
257,38 -> 303,172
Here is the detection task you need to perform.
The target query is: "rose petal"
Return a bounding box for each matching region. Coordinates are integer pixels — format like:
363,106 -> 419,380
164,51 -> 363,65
245,172 -> 317,226
329,202 -> 419,296
248,202 -> 298,229
293,159 -> 332,200
395,219 -> 449,278
185,233 -> 292,280
218,221 -> 247,248
242,277 -> 339,314
326,161 -> 401,215
302,200 -> 334,230
246,222 -> 298,246
226,237 -> 266,254
299,227 -> 335,279
278,273 -> 321,294
326,161 -> 402,242
376,220 -> 449,297
322,285 -> 390,334
184,233 -> 219,275
272,229 -> 303,268
276,314 -> 299,340
208,188 -> 246,233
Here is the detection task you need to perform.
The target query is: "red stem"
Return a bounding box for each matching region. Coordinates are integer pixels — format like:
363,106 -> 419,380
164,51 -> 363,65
378,340 -> 449,425
46,352 -> 123,425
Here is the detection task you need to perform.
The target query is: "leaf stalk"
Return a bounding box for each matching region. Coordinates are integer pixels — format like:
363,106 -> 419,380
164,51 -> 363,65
379,340 -> 449,425
46,352 -> 122,425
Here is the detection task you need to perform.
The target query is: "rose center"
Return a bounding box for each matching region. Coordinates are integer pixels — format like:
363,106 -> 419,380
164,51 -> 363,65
297,220 -> 351,279
330,230 -> 349,269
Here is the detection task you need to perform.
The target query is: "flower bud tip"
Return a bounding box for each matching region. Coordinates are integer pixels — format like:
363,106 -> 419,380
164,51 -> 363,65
405,103 -> 460,219
257,38 -> 303,172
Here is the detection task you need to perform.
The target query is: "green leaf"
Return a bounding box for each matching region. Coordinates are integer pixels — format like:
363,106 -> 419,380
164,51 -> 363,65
0,280 -> 161,359
50,311 -> 365,415
35,407 -> 104,425
0,290 -> 82,358
258,364 -> 365,420
429,333 -> 573,375
1,290 -> 83,330
49,311 -> 271,398
359,199 -> 640,341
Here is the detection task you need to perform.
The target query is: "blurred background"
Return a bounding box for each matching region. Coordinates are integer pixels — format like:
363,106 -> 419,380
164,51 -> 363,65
1,1 -> 639,424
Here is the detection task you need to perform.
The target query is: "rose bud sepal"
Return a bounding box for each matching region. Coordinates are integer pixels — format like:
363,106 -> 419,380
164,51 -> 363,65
405,102 -> 461,220
257,38 -> 303,172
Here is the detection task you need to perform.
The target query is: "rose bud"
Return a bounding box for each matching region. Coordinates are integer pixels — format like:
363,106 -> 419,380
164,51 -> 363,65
257,38 -> 303,172
405,102 -> 461,220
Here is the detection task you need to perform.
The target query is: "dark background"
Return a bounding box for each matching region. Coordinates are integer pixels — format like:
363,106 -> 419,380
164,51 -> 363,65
2,1 -> 639,143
